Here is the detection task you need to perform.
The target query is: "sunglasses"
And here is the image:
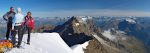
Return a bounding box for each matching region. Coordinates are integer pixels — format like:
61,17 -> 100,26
11,8 -> 14,10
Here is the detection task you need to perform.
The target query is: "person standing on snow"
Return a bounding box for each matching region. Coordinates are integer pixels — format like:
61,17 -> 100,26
12,7 -> 24,48
22,11 -> 34,45
3,7 -> 16,40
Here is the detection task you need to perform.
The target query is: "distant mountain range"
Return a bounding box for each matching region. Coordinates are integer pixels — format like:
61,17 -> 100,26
93,16 -> 150,51
0,16 -> 150,53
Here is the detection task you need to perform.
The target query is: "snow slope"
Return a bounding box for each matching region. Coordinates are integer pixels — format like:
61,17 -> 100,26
6,33 -> 88,53
125,18 -> 136,23
102,30 -> 116,41
71,41 -> 89,53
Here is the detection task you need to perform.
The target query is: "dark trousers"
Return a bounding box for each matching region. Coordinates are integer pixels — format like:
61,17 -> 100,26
12,25 -> 23,46
6,23 -> 12,40
27,27 -> 32,43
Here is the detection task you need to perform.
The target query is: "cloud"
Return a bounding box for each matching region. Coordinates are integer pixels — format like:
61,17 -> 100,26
23,9 -> 150,17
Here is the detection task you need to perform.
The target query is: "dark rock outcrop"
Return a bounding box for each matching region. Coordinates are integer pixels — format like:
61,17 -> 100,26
53,16 -> 94,46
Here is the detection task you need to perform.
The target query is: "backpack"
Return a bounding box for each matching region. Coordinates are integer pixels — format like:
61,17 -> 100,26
0,39 -> 12,52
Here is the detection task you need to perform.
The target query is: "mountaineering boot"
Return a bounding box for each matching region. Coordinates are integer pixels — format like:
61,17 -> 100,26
27,42 -> 30,45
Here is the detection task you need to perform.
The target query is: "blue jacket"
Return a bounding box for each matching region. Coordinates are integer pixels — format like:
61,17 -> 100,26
12,13 -> 24,29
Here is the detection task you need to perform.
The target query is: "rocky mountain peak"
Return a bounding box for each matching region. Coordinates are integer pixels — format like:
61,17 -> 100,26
52,16 -> 147,53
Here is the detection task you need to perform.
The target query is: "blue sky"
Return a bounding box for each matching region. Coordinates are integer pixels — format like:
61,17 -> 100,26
0,0 -> 150,17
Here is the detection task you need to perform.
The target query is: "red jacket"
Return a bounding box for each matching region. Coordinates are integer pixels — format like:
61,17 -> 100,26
23,16 -> 34,29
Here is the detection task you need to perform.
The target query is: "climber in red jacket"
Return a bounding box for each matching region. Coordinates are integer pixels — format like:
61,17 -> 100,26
22,11 -> 34,45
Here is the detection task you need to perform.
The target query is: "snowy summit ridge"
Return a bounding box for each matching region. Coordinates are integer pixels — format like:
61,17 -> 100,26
6,33 -> 88,53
